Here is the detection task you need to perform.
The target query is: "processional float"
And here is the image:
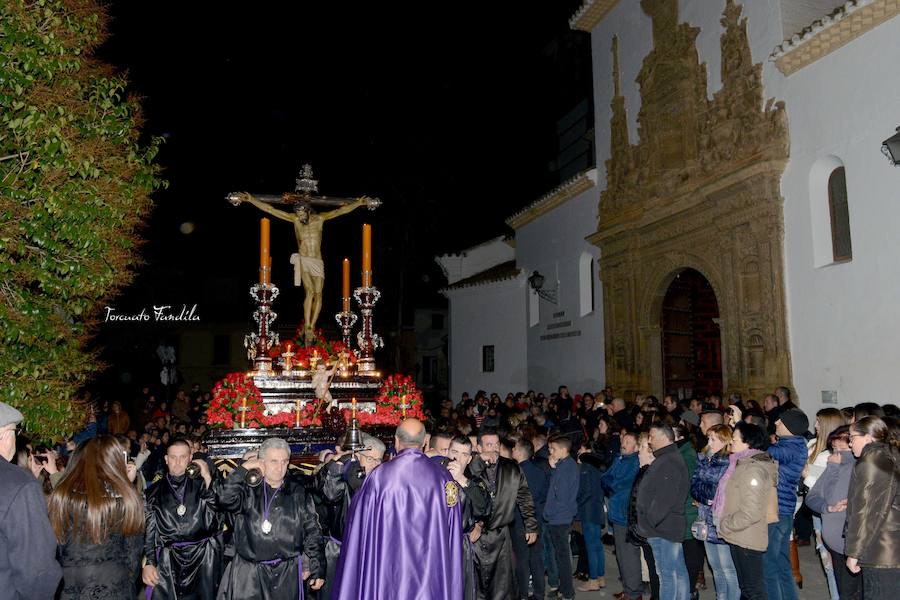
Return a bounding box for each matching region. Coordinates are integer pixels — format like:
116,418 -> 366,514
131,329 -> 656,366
206,165 -> 388,459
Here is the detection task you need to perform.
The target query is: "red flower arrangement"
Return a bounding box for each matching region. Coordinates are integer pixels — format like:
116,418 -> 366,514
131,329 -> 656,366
261,402 -> 324,428
376,374 -> 425,418
339,405 -> 416,427
207,372 -> 266,429
207,371 -> 425,430
208,374 -> 328,429
267,325 -> 356,368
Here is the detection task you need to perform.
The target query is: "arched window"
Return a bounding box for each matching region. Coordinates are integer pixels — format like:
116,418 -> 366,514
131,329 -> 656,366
529,287 -> 540,327
828,166 -> 852,262
809,156 -> 852,267
579,252 -> 595,317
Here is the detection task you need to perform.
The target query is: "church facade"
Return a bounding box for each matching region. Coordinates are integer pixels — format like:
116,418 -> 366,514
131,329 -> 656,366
575,0 -> 900,413
439,0 -> 900,413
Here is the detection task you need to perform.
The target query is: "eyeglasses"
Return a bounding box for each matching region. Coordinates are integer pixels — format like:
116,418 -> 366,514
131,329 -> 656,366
848,433 -> 863,440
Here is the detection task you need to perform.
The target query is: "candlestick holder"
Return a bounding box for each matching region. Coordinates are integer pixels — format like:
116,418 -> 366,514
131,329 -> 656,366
238,400 -> 249,429
334,309 -> 358,349
400,396 -> 410,419
353,285 -> 383,374
281,349 -> 295,375
336,350 -> 351,378
244,283 -> 280,373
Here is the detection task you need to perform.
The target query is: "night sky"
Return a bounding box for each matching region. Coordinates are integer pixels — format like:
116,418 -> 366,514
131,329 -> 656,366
92,1 -> 592,386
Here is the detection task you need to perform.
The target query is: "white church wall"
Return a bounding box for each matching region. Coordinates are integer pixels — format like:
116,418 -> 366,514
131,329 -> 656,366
445,277 -> 528,403
779,14 -> 900,413
584,0 -> 900,413
514,176 -> 605,396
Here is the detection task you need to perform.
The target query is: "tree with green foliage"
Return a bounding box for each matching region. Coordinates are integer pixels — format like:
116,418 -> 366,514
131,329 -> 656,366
0,0 -> 164,441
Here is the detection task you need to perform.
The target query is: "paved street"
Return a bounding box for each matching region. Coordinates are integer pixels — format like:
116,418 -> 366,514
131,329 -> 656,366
571,541 -> 829,599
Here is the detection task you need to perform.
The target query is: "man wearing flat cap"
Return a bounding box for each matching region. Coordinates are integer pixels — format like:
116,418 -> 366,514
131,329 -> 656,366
0,402 -> 62,599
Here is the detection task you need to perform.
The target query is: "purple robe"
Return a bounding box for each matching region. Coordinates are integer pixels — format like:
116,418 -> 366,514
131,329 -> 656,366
332,448 -> 464,600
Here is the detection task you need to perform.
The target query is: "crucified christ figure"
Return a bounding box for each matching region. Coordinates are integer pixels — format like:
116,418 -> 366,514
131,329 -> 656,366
228,190 -> 375,343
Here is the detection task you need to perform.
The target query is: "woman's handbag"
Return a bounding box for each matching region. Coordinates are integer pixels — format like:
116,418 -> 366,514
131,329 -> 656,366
694,504 -> 723,544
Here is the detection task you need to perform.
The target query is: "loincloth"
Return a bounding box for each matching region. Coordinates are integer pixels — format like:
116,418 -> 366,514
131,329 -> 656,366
289,253 -> 324,286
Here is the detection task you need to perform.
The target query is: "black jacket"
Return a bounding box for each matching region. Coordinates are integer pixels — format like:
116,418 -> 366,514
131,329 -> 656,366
469,456 -> 538,533
626,465 -> 649,545
635,443 -> 689,543
317,456 -> 366,541
459,470 -> 492,533
577,454 -> 606,525
845,442 -> 900,567
0,457 -> 62,600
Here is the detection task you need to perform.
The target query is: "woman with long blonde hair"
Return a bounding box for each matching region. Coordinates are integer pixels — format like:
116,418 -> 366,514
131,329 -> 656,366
807,409 -> 846,470
803,408 -> 846,600
48,434 -> 144,600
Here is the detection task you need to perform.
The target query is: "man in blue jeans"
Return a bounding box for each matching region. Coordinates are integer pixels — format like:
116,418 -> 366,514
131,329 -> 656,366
576,443 -> 607,591
636,424 -> 690,600
512,439 -> 548,600
544,435 -> 580,600
765,409 -> 809,600
601,431 -> 642,600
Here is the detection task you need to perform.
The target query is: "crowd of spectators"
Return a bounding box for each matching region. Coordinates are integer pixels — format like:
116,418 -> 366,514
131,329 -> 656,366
425,386 -> 900,600
2,382 -> 899,600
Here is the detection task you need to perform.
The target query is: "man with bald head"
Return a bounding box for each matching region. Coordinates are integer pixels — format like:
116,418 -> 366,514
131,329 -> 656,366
608,397 -> 634,431
333,418 -> 464,599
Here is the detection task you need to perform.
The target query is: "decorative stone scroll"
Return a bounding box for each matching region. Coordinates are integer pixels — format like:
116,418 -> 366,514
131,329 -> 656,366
589,0 -> 794,400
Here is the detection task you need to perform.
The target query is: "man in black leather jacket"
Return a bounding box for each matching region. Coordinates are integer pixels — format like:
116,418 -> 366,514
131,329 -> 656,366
470,428 -> 538,600
316,432 -> 385,599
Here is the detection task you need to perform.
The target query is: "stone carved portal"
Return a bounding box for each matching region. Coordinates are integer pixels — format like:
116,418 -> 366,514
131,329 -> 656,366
588,0 -> 793,400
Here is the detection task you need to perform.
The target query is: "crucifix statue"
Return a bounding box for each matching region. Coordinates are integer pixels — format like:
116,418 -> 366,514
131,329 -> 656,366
227,164 -> 380,343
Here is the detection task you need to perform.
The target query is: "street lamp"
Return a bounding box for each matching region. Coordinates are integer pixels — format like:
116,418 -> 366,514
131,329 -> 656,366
882,126 -> 900,166
528,270 -> 558,304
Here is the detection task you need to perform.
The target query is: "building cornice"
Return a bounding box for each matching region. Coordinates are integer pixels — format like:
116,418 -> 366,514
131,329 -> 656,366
440,261 -> 522,294
506,169 -> 597,231
569,0 -> 621,32
771,0 -> 900,75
